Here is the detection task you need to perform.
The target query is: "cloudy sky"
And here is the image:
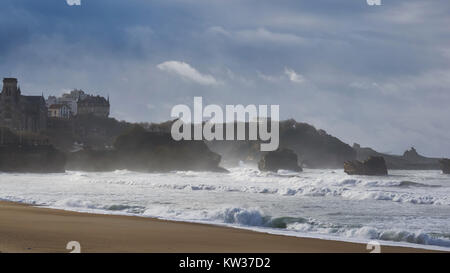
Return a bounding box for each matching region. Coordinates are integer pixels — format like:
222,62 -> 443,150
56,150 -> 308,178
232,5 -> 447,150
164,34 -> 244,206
1,0 -> 449,157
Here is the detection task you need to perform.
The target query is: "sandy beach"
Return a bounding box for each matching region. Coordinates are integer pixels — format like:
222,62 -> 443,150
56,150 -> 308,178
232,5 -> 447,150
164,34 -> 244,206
0,201 -> 440,253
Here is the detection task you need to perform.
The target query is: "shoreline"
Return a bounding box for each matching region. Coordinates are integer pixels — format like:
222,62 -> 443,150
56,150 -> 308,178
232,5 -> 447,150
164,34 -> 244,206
0,201 -> 444,253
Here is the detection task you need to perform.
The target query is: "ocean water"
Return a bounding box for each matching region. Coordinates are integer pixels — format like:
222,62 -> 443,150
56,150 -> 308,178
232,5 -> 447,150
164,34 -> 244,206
1,165 -> 450,251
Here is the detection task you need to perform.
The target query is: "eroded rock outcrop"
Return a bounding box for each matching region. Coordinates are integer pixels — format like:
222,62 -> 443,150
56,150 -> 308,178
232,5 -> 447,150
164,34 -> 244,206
258,148 -> 302,172
440,159 -> 450,174
66,125 -> 228,173
344,156 -> 388,176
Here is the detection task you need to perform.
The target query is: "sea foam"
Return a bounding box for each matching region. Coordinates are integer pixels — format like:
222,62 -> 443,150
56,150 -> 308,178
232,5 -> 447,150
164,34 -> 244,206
1,167 -> 449,249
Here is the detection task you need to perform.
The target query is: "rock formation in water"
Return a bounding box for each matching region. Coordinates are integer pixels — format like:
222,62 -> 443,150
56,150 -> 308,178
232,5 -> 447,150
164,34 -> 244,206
66,125 -> 228,173
258,148 -> 302,172
344,156 -> 388,176
440,159 -> 450,174
353,145 -> 441,170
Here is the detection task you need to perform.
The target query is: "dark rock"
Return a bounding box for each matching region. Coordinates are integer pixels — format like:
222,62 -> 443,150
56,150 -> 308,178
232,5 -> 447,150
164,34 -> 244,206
344,156 -> 388,176
440,159 -> 450,174
0,144 -> 66,173
66,125 -> 228,173
45,115 -> 133,152
258,148 -> 302,172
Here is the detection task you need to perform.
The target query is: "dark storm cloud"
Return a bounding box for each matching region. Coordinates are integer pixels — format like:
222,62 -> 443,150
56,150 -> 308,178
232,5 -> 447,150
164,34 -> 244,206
0,0 -> 449,156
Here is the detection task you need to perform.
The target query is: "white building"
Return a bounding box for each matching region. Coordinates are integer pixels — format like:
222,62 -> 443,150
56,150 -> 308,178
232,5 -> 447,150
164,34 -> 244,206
46,89 -> 88,116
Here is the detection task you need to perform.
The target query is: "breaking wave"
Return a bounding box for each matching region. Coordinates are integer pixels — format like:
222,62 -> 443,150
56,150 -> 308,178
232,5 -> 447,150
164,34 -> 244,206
217,208 -> 450,248
141,205 -> 450,248
131,177 -> 449,206
1,167 -> 449,250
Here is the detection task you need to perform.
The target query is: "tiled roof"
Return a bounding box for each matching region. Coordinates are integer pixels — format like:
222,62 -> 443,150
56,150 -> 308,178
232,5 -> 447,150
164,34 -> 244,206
78,95 -> 109,105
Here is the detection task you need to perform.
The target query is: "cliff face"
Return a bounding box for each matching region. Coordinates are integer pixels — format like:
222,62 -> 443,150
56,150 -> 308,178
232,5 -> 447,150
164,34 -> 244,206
0,145 -> 66,173
44,115 -> 132,152
278,120 -> 356,168
353,145 -> 441,170
0,127 -> 66,173
66,126 -> 227,173
207,119 -> 356,168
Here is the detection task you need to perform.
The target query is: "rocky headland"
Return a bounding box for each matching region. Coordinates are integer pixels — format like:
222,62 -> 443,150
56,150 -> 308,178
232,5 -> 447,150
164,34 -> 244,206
353,144 -> 441,170
66,125 -> 227,173
207,119 -> 356,169
2,116 -> 447,174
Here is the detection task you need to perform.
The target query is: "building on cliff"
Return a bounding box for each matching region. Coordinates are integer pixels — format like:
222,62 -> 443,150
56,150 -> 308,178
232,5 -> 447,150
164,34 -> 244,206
47,89 -> 87,116
77,95 -> 110,117
0,78 -> 47,133
47,90 -> 109,118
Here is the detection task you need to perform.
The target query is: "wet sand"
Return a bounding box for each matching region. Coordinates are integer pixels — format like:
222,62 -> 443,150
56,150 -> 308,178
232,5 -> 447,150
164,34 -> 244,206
0,201 -> 441,253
